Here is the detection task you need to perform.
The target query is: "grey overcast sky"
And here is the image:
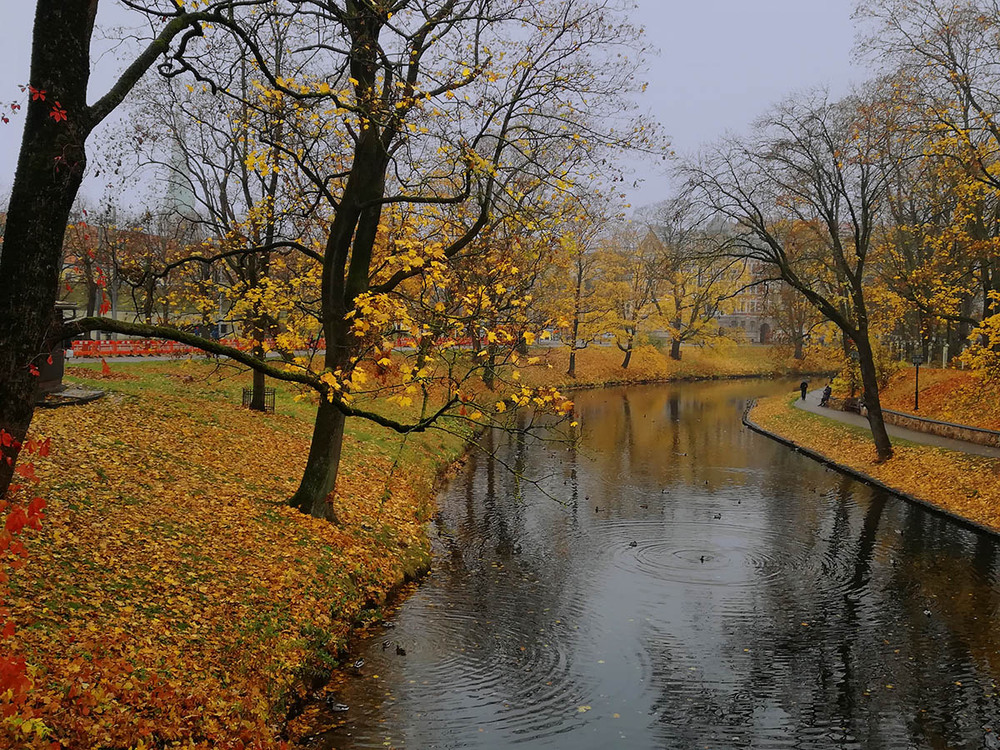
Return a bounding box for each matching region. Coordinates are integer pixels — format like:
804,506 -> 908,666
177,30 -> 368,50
0,0 -> 864,209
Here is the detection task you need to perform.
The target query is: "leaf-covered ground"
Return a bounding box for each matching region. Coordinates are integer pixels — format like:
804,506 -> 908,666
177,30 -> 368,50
4,346 -> 831,748
879,367 -> 1000,431
751,394 -> 1000,532
5,360 -> 466,749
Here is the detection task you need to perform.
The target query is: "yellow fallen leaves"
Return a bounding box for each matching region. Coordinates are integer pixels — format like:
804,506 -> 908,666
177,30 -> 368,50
752,394 -> 1000,532
880,367 -> 1000,432
3,362 -> 462,749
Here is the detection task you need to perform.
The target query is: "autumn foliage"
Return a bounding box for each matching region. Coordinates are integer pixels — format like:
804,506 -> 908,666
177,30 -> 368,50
0,362 -> 466,748
0,429 -> 47,740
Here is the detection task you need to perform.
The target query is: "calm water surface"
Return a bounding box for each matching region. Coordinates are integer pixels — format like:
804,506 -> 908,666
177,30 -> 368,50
318,380 -> 1000,749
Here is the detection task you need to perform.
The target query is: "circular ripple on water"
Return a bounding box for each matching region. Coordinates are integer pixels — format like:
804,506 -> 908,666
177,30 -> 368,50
358,583 -> 587,741
606,520 -> 819,589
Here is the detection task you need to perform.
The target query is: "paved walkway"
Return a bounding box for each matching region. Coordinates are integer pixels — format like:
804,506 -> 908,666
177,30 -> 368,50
793,390 -> 1000,459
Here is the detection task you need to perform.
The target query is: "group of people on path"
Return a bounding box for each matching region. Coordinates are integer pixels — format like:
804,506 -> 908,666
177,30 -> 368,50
799,380 -> 833,407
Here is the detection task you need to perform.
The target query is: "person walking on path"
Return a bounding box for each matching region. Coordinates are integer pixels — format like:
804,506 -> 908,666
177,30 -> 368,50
799,380 -> 809,401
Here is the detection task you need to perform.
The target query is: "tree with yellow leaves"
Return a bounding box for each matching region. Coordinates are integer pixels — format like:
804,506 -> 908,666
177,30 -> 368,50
642,196 -> 743,361
599,221 -> 664,369
63,0 -> 660,521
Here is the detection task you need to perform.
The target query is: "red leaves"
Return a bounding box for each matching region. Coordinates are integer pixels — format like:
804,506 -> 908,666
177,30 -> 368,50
1,427 -> 48,737
14,463 -> 37,482
28,86 -> 45,101
4,506 -> 28,535
99,300 -> 111,315
49,102 -> 67,123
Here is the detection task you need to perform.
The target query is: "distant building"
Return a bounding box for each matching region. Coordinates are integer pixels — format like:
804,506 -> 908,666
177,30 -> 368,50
715,272 -> 774,344
640,226 -> 775,344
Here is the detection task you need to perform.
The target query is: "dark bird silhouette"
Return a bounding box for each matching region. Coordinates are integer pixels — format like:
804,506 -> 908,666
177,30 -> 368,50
713,513 -> 722,520
628,540 -> 638,548
395,643 -> 407,656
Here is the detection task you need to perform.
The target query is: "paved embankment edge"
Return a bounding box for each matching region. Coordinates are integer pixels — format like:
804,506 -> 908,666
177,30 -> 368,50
742,399 -> 1000,539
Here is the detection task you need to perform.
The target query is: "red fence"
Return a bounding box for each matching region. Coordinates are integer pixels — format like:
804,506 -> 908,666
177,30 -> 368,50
69,338 -> 282,358
69,335 -> 479,358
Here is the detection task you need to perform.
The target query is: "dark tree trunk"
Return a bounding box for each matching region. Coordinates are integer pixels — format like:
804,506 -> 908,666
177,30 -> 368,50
670,337 -> 681,361
0,0 -> 96,498
287,2 -> 390,518
85,279 -> 99,318
793,337 -> 804,360
516,335 -> 529,357
857,336 -> 893,461
483,344 -> 498,389
567,312 -> 581,377
287,397 -> 344,522
250,351 -> 267,411
621,344 -> 633,369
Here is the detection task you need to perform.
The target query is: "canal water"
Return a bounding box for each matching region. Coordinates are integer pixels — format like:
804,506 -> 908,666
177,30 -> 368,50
318,379 -> 1000,749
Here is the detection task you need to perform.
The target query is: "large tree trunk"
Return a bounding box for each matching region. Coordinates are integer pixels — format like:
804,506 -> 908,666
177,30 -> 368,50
857,337 -> 893,461
288,398 -> 344,522
793,337 -> 804,360
287,4 -> 390,519
670,336 -> 682,361
0,0 -> 96,498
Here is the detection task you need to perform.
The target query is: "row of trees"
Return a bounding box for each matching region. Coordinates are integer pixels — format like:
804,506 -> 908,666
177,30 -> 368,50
12,0 -> 999,503
0,0 -> 665,520
678,0 -> 1000,460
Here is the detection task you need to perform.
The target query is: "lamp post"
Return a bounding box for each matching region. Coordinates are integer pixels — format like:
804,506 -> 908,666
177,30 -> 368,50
911,353 -> 924,411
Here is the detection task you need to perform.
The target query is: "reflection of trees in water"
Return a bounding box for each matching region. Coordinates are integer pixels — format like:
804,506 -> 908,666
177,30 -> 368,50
337,378 -> 1000,749
694,470 -> 1000,748
435,419 -> 592,709
578,382 -> 774,496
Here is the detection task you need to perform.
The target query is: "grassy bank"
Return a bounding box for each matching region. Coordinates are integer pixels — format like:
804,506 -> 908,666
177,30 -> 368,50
5,344 -> 831,748
879,366 -> 999,431
749,393 -> 1000,533
526,342 -> 835,389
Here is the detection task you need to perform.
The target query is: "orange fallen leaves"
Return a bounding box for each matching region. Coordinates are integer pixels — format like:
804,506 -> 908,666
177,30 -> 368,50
879,367 -> 1000,432
2,365 -> 451,749
524,343 -> 826,389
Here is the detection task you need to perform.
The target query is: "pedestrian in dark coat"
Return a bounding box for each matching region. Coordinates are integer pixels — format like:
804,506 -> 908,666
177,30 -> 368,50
799,381 -> 808,400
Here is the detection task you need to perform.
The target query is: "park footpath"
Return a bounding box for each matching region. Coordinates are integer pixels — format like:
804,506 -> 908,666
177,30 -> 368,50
795,389 -> 1000,459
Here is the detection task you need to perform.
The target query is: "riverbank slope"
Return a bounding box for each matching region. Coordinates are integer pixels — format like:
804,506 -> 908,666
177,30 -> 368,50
748,393 -> 1000,533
